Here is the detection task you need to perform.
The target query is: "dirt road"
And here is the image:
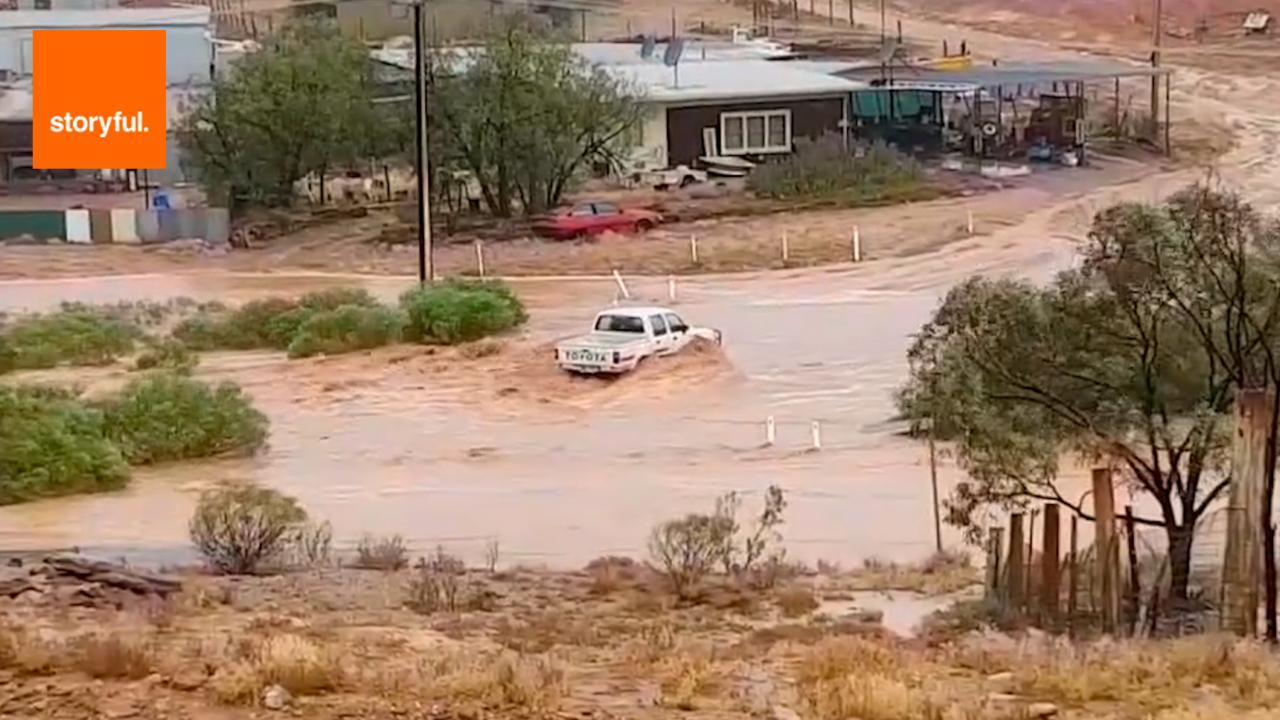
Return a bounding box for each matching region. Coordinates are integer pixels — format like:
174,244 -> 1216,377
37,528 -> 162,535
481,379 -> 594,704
1,2 -> 1278,569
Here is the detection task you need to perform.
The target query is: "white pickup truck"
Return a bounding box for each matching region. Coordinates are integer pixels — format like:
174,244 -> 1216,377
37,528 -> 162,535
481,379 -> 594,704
555,306 -> 722,374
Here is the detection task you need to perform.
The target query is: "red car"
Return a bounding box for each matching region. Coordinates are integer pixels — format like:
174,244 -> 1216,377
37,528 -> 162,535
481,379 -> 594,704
532,201 -> 662,240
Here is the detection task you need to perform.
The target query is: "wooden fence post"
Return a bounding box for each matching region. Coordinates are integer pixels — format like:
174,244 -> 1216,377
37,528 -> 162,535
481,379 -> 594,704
1026,509 -> 1037,612
1041,503 -> 1061,626
1093,467 -> 1121,634
1068,514 -> 1079,636
985,526 -> 1004,602
1007,513 -> 1025,611
1125,505 -> 1140,636
1223,387 -> 1270,636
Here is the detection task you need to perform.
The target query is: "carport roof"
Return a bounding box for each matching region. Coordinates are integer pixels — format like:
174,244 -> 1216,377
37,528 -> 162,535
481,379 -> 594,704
837,59 -> 1170,90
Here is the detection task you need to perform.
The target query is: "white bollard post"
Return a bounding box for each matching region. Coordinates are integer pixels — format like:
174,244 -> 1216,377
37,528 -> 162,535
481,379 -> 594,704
474,239 -> 486,277
966,210 -> 975,235
811,420 -> 822,450
690,234 -> 700,265
612,269 -> 631,300
667,275 -> 677,302
781,230 -> 790,263
766,415 -> 776,446
852,226 -> 862,263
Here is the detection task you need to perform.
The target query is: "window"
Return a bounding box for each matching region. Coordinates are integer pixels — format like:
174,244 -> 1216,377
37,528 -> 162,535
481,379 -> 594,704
591,202 -> 619,216
569,204 -> 594,217
650,315 -> 668,336
665,313 -> 687,333
720,110 -> 791,155
595,315 -> 646,333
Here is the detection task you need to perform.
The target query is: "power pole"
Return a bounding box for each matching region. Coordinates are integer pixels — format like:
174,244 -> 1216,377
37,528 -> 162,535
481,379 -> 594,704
1150,0 -> 1162,141
411,0 -> 433,284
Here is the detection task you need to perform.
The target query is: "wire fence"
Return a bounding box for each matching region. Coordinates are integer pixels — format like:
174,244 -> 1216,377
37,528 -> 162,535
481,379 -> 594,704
982,496 -> 1230,638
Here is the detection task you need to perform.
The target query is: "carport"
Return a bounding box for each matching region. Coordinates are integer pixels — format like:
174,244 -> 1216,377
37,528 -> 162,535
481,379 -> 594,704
837,59 -> 1173,160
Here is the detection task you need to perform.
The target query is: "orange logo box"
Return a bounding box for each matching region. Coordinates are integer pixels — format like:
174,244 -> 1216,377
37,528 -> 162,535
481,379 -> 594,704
33,30 -> 167,170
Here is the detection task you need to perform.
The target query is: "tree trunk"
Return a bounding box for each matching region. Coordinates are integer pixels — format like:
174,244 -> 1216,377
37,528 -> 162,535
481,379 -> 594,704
1167,523 -> 1193,603
1265,383 -> 1279,642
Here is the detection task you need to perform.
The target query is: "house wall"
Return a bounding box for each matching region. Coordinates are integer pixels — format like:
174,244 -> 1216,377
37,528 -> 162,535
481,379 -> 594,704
664,96 -> 845,166
0,12 -> 211,85
633,105 -> 668,169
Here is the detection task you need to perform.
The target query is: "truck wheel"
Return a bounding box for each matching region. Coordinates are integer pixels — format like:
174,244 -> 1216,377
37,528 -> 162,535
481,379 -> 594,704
679,174 -> 696,188
634,219 -> 654,233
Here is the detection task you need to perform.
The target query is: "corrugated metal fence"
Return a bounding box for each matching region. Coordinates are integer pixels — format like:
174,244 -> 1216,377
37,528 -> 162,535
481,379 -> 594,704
0,208 -> 229,245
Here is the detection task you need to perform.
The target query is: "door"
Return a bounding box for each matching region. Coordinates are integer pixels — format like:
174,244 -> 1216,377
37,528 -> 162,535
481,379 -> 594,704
664,312 -> 690,351
649,314 -> 675,355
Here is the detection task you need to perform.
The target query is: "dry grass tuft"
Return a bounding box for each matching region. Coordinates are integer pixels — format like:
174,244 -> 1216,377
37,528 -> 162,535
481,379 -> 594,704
353,534 -> 409,571
208,633 -> 343,704
586,555 -> 643,596
210,662 -> 262,705
253,634 -> 344,695
1014,636 -> 1280,713
0,625 -> 58,675
850,551 -> 979,595
774,584 -> 820,618
73,633 -> 156,679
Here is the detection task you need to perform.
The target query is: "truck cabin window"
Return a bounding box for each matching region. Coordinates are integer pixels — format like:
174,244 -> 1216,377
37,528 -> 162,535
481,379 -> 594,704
595,315 -> 646,333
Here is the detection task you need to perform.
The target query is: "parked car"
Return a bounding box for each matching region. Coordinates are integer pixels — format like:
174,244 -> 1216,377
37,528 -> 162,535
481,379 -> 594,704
555,306 -> 722,375
640,165 -> 707,191
532,202 -> 662,240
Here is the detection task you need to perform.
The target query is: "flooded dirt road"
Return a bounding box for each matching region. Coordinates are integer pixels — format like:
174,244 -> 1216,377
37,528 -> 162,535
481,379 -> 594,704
0,201 -> 1083,569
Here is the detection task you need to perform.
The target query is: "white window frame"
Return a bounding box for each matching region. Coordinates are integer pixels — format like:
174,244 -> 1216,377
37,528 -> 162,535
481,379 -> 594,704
719,109 -> 792,155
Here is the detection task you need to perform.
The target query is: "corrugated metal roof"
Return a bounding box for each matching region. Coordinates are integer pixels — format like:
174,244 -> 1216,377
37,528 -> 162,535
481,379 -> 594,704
605,60 -> 865,104
371,40 -> 798,73
0,7 -> 211,29
838,59 -> 1169,89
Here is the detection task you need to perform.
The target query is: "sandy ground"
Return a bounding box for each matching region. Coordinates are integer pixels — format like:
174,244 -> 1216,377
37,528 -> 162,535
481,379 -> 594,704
2,557 -> 1278,720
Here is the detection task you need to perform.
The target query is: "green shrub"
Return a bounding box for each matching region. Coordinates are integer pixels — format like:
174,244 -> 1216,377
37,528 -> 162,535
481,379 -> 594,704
286,304 -> 404,359
0,386 -> 129,505
399,280 -> 526,345
134,338 -> 198,373
171,315 -> 226,351
298,287 -> 378,311
0,335 -> 14,375
218,298 -> 302,350
1,309 -> 138,370
747,136 -> 924,202
101,374 -> 269,464
189,485 -> 307,574
168,289 -> 380,353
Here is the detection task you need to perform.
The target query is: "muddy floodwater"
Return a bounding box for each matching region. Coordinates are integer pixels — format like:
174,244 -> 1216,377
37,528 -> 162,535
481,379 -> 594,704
0,233 -> 1074,569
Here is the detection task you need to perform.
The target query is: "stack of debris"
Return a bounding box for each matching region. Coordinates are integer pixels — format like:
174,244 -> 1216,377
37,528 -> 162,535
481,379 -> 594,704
0,555 -> 183,609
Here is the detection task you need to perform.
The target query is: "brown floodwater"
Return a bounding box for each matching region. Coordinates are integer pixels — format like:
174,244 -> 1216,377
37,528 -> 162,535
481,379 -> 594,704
0,229 -> 1078,569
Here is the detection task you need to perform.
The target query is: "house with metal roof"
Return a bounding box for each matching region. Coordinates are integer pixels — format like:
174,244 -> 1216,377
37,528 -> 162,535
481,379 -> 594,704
603,60 -> 866,169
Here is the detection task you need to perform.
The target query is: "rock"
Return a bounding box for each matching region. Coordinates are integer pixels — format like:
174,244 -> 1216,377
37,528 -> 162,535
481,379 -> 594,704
1027,702 -> 1059,718
143,673 -> 163,685
986,671 -> 1015,691
168,668 -> 208,691
986,692 -> 1021,710
262,683 -> 292,710
842,608 -> 884,624
770,706 -> 801,720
